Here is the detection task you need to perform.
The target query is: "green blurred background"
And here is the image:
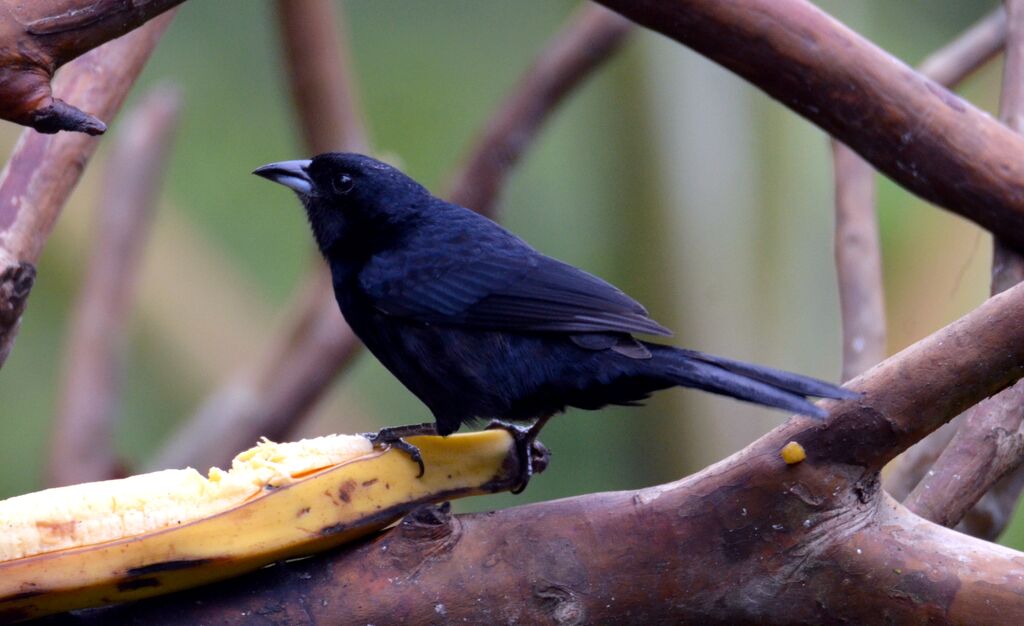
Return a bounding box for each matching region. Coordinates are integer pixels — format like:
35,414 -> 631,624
2,0 -> 1020,546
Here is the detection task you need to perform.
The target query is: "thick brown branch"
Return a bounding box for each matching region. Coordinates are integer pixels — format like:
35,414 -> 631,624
47,85 -> 181,487
597,0 -> 1024,250
68,245 -> 1024,623
0,11 -> 177,369
70,494 -> 1024,625
445,3 -> 632,213
0,0 -> 183,134
152,3 -> 631,470
822,282 -> 1024,474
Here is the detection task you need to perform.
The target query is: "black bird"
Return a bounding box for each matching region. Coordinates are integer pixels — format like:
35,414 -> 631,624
254,153 -> 855,479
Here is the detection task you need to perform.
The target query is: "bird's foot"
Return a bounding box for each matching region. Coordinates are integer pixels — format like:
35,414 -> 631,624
361,423 -> 437,478
484,420 -> 550,494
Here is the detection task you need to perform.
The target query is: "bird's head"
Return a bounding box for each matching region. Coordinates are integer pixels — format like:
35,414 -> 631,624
254,152 -> 430,256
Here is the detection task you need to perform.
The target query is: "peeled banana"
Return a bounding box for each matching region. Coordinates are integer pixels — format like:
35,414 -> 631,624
0,429 -> 532,622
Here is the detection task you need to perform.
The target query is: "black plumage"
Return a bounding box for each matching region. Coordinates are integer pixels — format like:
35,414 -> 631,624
254,153 -> 856,441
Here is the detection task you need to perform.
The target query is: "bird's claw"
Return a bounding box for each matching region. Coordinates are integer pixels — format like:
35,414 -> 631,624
361,423 -> 437,478
484,420 -> 550,494
362,420 -> 547,490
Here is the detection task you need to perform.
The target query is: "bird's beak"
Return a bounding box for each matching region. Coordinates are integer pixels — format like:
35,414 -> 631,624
253,159 -> 313,195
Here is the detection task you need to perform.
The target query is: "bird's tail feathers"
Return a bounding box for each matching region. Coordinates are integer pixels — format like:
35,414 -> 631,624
676,348 -> 858,401
649,345 -> 855,418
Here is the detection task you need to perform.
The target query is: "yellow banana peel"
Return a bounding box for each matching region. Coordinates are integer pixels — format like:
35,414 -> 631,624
0,430 -> 528,622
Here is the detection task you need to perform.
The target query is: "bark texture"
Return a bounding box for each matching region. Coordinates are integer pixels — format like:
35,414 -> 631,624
902,0 -> 1024,539
0,0 -> 184,134
0,10 -> 177,368
598,0 -> 1024,251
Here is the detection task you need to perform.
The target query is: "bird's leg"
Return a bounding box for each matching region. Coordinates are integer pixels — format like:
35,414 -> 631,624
361,422 -> 437,478
485,414 -> 553,494
526,413 -> 553,441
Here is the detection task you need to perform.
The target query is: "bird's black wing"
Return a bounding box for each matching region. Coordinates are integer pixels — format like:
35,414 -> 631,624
359,225 -> 671,336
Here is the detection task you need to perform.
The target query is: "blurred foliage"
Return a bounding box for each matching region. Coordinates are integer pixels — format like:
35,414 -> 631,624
1,0 -> 1022,547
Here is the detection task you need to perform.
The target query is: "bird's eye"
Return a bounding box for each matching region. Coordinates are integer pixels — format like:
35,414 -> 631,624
332,173 -> 355,195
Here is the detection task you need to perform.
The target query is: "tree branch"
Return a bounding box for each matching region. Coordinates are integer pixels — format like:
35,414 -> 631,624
904,379 -> 1024,532
832,142 -> 885,382
831,7 -> 1006,384
69,494 -> 1024,625
918,6 -> 1008,85
827,6 -> 1006,506
46,85 -> 181,487
445,3 -> 632,213
884,416 -> 962,501
901,0 -> 1024,539
45,5 -> 1024,617
597,0 -> 1024,251
833,284 -> 1024,473
994,0 -> 1024,292
275,0 -> 369,155
70,276 -> 1024,621
150,2 -> 632,471
148,0 -> 368,472
605,0 -> 1024,537
961,467 -> 1024,540
0,0 -> 183,134
0,10 -> 177,368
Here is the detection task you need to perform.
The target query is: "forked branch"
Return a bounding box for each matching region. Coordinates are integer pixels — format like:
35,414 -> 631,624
598,0 -> 1024,250
0,10 -> 177,368
0,0 -> 183,134
831,6 -> 1007,383
902,0 -> 1024,538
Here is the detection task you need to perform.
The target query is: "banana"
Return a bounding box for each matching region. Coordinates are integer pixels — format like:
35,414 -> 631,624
0,430 -> 531,623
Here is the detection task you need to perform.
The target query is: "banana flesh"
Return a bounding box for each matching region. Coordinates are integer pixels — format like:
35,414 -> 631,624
0,430 -> 530,622
0,434 -> 373,562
